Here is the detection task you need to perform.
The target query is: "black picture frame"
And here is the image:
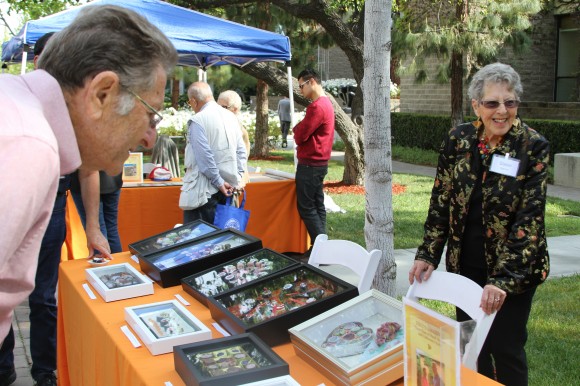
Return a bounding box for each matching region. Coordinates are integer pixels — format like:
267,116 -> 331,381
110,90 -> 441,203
181,248 -> 300,306
128,220 -> 220,258
207,264 -> 358,346
174,333 -> 289,386
137,229 -> 262,288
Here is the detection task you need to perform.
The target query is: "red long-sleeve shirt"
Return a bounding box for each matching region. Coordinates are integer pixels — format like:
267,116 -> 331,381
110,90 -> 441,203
293,96 -> 335,166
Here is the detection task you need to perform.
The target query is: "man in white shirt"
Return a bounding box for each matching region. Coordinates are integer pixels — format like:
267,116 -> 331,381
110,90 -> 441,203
180,82 -> 247,224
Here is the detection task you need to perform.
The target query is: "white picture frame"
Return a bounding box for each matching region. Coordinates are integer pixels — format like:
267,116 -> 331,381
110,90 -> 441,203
85,262 -> 153,302
125,300 -> 212,355
289,289 -> 404,385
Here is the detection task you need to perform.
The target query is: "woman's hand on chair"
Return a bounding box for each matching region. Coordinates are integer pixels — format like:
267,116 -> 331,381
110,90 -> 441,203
480,284 -> 507,315
409,260 -> 435,284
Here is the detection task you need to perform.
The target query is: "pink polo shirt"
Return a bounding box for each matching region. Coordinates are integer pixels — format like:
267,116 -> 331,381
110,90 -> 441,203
0,70 -> 81,341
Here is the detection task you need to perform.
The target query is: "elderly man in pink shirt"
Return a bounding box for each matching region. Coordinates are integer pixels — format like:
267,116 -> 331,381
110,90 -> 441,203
0,5 -> 177,385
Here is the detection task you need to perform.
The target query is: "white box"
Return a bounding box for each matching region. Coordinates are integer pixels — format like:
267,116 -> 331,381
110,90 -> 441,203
125,300 -> 212,355
85,263 -> 154,302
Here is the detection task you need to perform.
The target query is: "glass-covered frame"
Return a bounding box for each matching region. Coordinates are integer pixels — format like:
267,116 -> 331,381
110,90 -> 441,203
289,290 -> 404,385
85,262 -> 153,302
181,248 -> 299,306
207,265 -> 358,346
128,220 -> 219,258
137,228 -> 262,288
125,300 -> 212,355
174,333 -> 289,386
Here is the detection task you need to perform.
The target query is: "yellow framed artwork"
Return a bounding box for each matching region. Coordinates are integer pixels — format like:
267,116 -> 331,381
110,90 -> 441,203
122,152 -> 143,183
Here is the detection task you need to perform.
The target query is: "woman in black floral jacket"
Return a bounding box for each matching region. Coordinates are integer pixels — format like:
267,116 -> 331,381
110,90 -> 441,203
409,63 -> 550,386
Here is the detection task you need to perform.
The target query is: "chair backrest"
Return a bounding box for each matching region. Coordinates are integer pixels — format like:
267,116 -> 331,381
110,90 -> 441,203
307,234 -> 381,293
405,271 -> 497,370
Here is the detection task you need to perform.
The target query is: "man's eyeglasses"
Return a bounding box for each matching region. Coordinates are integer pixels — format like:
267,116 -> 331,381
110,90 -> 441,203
129,90 -> 163,128
299,79 -> 311,90
479,99 -> 520,109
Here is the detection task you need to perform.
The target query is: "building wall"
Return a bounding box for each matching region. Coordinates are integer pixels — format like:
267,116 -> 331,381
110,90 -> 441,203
497,11 -> 558,102
399,57 -> 454,115
324,46 -> 354,80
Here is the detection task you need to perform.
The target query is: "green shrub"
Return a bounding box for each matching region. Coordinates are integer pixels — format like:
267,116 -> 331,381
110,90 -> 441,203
332,140 -> 346,151
391,113 -> 580,160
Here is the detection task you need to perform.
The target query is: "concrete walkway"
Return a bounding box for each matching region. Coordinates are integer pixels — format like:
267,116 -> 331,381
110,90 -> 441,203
8,155 -> 579,385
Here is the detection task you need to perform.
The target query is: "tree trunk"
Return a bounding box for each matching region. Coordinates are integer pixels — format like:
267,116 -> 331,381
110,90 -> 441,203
450,0 -> 468,127
238,63 -> 365,184
364,0 -> 396,295
171,76 -> 180,109
253,79 -> 270,157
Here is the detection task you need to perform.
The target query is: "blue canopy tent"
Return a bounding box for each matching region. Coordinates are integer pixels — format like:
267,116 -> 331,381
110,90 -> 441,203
1,0 -> 291,68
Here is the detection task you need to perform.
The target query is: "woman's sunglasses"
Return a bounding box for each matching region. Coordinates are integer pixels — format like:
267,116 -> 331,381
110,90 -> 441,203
479,100 -> 520,109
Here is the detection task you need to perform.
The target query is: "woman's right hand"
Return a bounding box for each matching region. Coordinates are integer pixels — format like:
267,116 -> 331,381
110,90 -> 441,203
409,260 -> 435,284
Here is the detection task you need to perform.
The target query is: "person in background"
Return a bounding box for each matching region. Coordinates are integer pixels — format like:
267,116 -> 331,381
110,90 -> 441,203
180,82 -> 247,224
0,6 -> 177,385
292,69 -> 335,258
217,90 -> 250,186
409,63 -> 550,386
277,96 -> 292,148
71,170 -> 124,253
0,31 -> 112,386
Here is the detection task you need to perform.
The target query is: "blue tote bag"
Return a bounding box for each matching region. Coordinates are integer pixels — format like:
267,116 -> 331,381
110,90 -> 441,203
213,190 -> 250,231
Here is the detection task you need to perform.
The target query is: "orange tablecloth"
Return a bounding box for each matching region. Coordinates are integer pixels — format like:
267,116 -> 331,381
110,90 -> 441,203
63,178 -> 308,260
57,254 -> 501,386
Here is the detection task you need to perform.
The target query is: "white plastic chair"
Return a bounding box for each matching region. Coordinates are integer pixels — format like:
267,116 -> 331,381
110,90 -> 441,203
405,271 -> 497,370
307,234 -> 381,293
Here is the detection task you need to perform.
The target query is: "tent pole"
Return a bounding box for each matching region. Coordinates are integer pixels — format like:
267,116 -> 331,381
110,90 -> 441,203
20,51 -> 27,75
286,66 -> 297,171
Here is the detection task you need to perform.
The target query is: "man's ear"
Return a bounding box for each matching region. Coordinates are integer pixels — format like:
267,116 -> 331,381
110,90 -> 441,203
85,71 -> 121,120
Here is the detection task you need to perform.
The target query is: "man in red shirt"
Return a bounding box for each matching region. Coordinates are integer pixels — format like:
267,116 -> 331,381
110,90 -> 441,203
292,69 -> 335,256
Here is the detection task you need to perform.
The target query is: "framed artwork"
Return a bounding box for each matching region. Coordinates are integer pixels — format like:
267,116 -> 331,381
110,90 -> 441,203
403,297 -> 461,386
174,333 -> 289,386
128,220 -> 219,258
122,152 -> 143,183
289,289 -> 404,385
85,262 -> 153,302
181,248 -> 299,306
207,264 -> 358,346
125,300 -> 212,355
137,229 -> 262,288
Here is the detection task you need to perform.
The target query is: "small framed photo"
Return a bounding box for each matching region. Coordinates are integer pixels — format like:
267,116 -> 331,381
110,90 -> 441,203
125,300 -> 212,355
128,220 -> 220,258
122,152 -> 143,183
174,333 -> 289,386
181,248 -> 299,306
289,289 -> 404,385
85,263 -> 153,302
207,265 -> 358,346
137,229 -> 262,288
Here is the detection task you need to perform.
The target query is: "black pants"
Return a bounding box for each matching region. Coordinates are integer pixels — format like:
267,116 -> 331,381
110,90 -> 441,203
457,266 -> 536,386
295,164 -> 327,244
183,191 -> 226,225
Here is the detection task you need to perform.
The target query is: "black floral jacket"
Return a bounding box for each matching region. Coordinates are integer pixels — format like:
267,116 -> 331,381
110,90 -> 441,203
415,118 -> 550,294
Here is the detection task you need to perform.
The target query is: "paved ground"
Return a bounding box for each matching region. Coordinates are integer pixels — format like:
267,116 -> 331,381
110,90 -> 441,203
8,156 -> 579,385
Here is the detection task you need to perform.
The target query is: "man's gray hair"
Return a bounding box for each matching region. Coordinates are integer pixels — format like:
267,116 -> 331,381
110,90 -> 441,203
187,82 -> 213,102
218,90 -> 242,114
468,62 -> 523,101
38,5 -> 177,94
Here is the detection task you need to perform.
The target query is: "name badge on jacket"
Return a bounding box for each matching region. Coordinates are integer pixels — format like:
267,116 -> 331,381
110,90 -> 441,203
490,153 -> 520,178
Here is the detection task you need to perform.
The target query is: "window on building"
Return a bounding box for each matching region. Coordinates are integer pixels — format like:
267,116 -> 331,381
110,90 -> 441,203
555,15 -> 580,102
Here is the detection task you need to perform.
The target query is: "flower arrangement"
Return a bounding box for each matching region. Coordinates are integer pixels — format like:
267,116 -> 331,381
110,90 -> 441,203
157,107 -> 306,144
